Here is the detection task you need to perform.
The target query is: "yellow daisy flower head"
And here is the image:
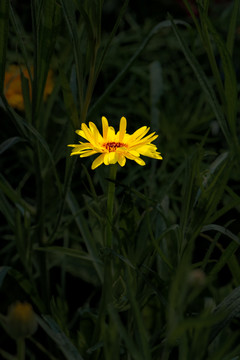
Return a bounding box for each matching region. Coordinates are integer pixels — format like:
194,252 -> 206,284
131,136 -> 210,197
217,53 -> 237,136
68,116 -> 163,170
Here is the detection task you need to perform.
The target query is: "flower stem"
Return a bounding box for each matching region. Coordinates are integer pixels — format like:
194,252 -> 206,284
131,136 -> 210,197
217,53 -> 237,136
17,338 -> 25,360
106,165 -> 117,248
91,165 -> 117,357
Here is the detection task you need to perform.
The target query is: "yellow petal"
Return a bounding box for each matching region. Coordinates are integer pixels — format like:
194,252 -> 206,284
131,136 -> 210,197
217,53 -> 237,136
89,122 -> 103,143
80,150 -> 97,157
69,143 -> 93,151
129,126 -> 149,142
117,153 -> 126,167
75,129 -> 88,140
104,152 -> 118,165
91,153 -> 105,169
125,152 -> 145,165
119,117 -> 127,142
136,144 -> 163,159
128,150 -> 141,157
81,123 -> 96,144
133,157 -> 145,166
130,134 -> 158,149
102,116 -> 108,140
107,126 -> 116,141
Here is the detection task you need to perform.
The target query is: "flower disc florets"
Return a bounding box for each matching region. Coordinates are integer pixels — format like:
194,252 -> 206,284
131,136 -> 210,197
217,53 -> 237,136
68,116 -> 162,169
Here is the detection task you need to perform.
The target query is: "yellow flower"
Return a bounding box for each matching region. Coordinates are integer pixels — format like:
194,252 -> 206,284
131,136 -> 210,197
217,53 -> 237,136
4,65 -> 54,111
68,116 -> 163,169
6,302 -> 38,339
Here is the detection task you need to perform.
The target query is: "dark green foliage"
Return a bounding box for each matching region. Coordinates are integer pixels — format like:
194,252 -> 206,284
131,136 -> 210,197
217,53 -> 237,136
1,0 -> 240,359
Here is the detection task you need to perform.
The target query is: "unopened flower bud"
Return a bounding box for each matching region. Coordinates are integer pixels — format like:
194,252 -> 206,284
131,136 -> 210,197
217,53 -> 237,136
187,269 -> 206,287
6,302 -> 37,339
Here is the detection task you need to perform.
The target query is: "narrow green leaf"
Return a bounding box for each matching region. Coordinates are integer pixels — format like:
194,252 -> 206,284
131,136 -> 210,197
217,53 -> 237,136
153,225 -> 178,271
0,0 -> 9,94
36,246 -> 102,265
0,349 -> 16,360
0,191 -> 15,228
73,1 -> 94,45
95,0 -> 129,78
89,19 -> 188,117
168,312 -> 223,342
201,224 -> 240,245
0,137 -> 25,154
0,96 -> 28,137
33,0 -> 61,126
47,155 -> 76,245
60,0 -> 84,108
108,304 -> 143,360
126,268 -> 152,360
59,68 -> 79,128
9,4 -> 32,80
0,266 -> 10,288
182,0 -> 201,34
169,16 -> 232,148
1,105 -> 63,195
0,174 -> 36,215
203,14 -> 238,140
20,70 -> 32,122
180,151 -> 200,243
67,191 -> 103,283
226,0 -> 240,56
197,2 -> 226,103
210,286 -> 240,342
9,269 -> 45,312
209,241 -> 239,278
38,315 -> 84,360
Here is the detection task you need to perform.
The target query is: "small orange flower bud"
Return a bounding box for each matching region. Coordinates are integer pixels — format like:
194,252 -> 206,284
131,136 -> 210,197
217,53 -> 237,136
187,269 -> 206,287
6,302 -> 38,339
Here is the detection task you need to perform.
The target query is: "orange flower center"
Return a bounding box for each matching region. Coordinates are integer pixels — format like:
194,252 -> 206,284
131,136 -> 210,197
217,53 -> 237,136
104,142 -> 126,152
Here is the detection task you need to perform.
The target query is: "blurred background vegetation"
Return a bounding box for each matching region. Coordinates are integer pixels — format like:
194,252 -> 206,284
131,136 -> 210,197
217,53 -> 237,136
1,0 -> 240,359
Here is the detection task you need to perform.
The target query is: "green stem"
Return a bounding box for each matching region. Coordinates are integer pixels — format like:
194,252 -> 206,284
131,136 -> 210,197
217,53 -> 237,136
106,165 -> 117,248
91,165 -> 117,359
17,338 -> 25,360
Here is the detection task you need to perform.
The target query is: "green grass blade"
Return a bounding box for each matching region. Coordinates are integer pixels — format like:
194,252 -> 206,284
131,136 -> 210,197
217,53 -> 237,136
0,97 -> 28,137
201,224 -> 240,245
0,349 -> 17,360
108,304 -> 143,360
66,191 -> 103,283
36,246 -> 102,265
60,0 -> 84,109
203,14 -> 238,142
59,67 -> 79,128
0,192 -> 15,228
38,315 -> 84,360
210,286 -> 240,342
89,19 -> 188,117
169,16 -> 232,148
9,4 -> 32,80
0,0 -> 9,94
226,0 -> 240,56
197,5 -> 225,103
9,269 -> 45,312
95,0 -> 129,78
1,98 -> 62,199
0,174 -> 36,215
0,266 -> 10,288
0,137 -> 25,154
20,70 -> 32,122
209,241 -> 239,278
32,0 -> 61,127
126,268 -> 152,360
